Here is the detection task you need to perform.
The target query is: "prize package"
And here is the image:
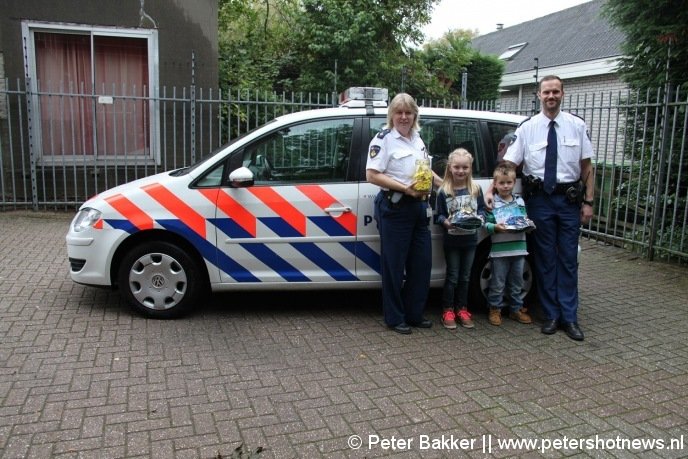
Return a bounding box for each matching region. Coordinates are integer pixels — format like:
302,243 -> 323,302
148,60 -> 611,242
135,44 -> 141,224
413,159 -> 432,192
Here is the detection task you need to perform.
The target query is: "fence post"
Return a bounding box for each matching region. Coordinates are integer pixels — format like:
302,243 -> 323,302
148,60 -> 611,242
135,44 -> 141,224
190,51 -> 196,164
460,71 -> 467,109
647,83 -> 673,261
648,38 -> 675,261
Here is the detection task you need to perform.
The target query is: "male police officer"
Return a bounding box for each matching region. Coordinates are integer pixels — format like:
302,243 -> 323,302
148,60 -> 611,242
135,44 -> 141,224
499,75 -> 594,341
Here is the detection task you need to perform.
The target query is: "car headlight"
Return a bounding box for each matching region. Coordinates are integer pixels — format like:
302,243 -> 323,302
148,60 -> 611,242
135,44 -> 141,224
72,208 -> 102,232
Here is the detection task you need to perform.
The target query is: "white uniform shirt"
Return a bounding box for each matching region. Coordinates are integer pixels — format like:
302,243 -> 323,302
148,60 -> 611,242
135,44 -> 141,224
366,127 -> 428,189
504,111 -> 595,183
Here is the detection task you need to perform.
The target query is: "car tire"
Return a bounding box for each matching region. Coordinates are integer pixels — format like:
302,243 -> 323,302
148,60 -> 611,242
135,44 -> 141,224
117,241 -> 205,319
469,243 -> 537,314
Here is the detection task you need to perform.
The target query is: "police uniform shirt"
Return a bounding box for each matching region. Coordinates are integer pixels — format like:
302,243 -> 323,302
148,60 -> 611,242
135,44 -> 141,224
366,127 -> 428,189
504,111 -> 595,183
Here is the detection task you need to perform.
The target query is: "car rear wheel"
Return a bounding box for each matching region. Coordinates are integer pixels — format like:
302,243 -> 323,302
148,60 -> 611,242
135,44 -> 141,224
469,244 -> 537,313
117,241 -> 204,319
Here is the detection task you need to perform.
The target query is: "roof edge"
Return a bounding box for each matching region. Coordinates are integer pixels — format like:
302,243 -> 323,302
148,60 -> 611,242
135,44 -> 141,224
500,57 -> 621,88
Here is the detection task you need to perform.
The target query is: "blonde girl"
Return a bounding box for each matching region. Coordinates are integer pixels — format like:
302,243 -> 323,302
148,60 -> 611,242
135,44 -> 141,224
439,149 -> 480,199
435,149 -> 486,329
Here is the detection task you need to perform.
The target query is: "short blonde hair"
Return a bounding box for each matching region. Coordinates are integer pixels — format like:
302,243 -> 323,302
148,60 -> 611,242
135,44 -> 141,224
386,93 -> 420,132
493,163 -> 517,181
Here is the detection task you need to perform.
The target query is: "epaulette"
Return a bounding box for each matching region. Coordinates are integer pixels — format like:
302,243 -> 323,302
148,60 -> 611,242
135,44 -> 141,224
517,116 -> 532,128
376,128 -> 391,139
567,111 -> 586,122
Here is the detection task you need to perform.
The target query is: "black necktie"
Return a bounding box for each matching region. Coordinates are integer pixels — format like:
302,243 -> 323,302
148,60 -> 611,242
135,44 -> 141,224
544,120 -> 557,194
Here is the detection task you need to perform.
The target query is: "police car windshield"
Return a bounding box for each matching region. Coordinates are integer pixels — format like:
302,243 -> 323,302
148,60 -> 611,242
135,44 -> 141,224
172,121 -> 277,176
170,145 -> 225,176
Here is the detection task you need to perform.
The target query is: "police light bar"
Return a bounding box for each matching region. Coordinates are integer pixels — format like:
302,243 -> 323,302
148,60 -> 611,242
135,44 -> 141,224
338,87 -> 388,107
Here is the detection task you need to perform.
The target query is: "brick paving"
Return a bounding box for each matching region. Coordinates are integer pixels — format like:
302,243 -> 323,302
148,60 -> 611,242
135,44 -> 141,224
0,210 -> 686,459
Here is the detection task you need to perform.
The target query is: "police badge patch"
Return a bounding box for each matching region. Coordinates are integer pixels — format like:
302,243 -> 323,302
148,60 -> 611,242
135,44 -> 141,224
369,145 -> 381,158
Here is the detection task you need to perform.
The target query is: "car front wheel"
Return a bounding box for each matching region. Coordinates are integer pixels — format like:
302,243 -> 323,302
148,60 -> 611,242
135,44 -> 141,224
117,241 -> 205,319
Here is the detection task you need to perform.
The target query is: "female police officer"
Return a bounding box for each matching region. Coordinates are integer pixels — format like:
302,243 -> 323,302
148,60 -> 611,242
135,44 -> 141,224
366,93 -> 440,334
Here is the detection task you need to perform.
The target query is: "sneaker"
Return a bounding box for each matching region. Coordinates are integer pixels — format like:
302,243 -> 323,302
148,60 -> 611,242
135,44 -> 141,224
509,308 -> 532,324
488,307 -> 502,326
456,308 -> 474,329
441,310 -> 457,329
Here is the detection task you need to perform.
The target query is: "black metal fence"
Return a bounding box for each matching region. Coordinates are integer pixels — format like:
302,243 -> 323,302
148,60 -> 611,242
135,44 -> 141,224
1,80 -> 685,263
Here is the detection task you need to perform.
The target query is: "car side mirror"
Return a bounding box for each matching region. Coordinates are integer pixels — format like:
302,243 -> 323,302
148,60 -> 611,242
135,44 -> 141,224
228,166 -> 254,188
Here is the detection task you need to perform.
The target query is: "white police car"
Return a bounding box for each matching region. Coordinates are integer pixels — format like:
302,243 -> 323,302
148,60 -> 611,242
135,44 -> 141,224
66,88 -> 528,318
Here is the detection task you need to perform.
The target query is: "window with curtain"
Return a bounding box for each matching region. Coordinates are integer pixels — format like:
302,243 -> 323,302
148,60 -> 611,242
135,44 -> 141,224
33,30 -> 150,160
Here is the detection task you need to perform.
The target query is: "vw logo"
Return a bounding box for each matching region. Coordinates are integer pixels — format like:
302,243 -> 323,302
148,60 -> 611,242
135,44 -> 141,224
151,274 -> 166,289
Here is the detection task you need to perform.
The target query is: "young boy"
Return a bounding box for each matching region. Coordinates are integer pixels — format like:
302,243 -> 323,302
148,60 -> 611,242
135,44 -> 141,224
484,164 -> 533,326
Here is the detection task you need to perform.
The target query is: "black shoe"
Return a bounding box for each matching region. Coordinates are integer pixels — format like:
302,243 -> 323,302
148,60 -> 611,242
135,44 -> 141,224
389,323 -> 412,334
541,319 -> 558,335
563,322 -> 584,341
409,319 -> 433,328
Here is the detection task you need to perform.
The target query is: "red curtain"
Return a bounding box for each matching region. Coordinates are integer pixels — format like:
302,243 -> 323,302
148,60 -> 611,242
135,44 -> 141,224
34,32 -> 149,157
35,32 -> 95,156
94,36 -> 149,156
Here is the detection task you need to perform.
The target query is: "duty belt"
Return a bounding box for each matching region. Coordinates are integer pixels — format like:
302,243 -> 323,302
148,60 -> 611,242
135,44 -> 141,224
552,182 -> 580,194
526,178 -> 578,195
382,190 -> 427,204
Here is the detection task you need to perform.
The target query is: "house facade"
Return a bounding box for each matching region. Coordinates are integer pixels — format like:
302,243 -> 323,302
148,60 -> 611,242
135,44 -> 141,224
0,0 -> 218,203
471,0 -> 626,115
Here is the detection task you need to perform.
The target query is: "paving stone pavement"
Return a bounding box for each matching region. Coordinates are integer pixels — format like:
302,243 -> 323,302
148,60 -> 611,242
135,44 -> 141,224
0,211 -> 686,459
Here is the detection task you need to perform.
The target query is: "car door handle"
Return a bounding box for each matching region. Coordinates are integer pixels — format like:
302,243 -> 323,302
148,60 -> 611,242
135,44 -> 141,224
324,206 -> 352,213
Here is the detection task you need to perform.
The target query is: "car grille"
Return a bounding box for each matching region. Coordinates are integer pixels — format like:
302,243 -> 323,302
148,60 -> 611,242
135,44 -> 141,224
69,257 -> 86,272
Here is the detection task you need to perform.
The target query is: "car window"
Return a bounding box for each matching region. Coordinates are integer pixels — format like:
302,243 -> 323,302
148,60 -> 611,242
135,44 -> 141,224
450,120 -> 485,176
369,118 -> 387,139
420,118 -> 451,178
242,118 -> 354,185
370,117 -> 485,178
488,122 -> 518,164
194,161 -> 225,187
419,118 -> 484,178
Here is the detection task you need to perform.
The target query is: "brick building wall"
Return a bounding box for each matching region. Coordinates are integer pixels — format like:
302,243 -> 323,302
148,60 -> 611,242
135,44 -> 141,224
495,74 -> 630,165
563,75 -> 630,166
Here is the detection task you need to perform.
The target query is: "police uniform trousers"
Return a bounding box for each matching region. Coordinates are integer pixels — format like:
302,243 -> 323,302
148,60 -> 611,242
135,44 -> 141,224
374,191 -> 432,327
526,193 -> 580,323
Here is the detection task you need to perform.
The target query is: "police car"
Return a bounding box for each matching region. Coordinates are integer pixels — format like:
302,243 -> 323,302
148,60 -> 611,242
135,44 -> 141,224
66,87 -> 528,318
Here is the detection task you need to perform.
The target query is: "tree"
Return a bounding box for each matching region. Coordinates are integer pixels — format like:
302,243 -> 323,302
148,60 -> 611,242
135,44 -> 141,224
218,0 -> 298,91
602,0 -> 688,88
602,0 -> 688,259
463,52 -> 504,102
287,0 -> 437,94
409,30 -> 504,103
218,0 -> 443,95
216,1 -> 506,103
420,30 -> 474,90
